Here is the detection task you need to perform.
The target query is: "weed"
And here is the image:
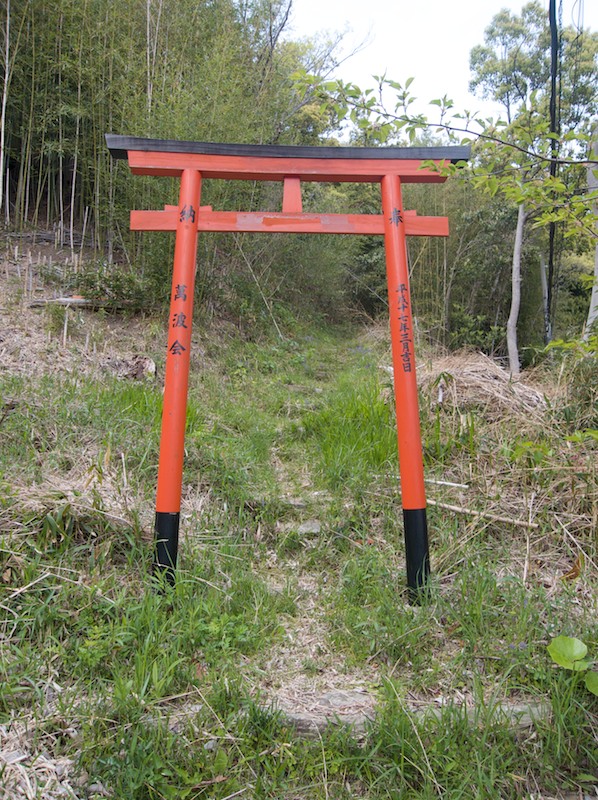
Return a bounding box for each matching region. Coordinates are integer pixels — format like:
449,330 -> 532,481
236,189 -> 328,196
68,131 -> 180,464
546,334 -> 598,429
548,636 -> 598,695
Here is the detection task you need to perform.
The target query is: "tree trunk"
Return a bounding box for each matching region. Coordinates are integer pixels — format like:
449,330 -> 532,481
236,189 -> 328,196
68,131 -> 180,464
146,0 -> 164,123
70,45 -> 82,256
57,12 -> 64,244
540,253 -> 552,342
587,245 -> 598,338
584,134 -> 598,339
507,203 -> 526,377
0,0 -> 9,216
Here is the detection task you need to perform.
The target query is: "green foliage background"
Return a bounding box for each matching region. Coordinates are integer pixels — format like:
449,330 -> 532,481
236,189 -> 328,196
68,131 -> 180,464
2,0 -> 597,347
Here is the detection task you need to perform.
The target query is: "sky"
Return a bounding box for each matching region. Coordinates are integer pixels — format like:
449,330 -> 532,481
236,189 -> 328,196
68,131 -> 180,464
285,0 -> 598,120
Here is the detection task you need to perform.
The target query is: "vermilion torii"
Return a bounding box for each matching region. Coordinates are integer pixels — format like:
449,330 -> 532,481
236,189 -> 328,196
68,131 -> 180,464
106,135 -> 469,601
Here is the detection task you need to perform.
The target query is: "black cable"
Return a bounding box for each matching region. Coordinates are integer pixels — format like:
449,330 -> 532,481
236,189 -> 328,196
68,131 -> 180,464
545,0 -> 561,343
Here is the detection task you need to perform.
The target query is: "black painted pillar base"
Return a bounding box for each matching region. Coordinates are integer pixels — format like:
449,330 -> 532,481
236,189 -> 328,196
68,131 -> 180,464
403,508 -> 430,603
154,511 -> 180,586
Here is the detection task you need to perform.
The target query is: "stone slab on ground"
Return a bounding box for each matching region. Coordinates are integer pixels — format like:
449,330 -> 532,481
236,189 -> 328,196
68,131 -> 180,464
272,688 -> 552,739
275,689 -> 376,736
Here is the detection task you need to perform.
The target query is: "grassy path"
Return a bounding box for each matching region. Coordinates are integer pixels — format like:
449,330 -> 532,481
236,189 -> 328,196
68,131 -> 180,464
1,247 -> 597,798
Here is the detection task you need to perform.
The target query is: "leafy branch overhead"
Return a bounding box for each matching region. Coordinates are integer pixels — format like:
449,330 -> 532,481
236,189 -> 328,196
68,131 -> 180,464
290,72 -> 598,249
290,0 -> 598,372
291,0 -> 598,236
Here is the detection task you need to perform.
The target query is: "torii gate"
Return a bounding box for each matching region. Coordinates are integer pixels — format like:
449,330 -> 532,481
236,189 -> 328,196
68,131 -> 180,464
106,135 -> 469,600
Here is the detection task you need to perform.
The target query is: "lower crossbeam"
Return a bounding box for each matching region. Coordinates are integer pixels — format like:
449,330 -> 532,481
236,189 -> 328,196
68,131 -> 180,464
130,209 -> 448,237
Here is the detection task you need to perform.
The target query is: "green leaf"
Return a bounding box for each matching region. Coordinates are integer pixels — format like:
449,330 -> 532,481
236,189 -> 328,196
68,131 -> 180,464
213,748 -> 228,774
566,429 -> 598,443
584,672 -> 598,696
576,774 -> 598,783
547,636 -> 589,670
571,659 -> 591,671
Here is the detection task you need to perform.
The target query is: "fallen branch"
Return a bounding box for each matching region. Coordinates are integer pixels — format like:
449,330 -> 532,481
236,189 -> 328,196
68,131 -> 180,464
554,514 -> 598,572
424,478 -> 470,489
28,297 -> 131,310
426,499 -> 539,529
5,572 -> 52,601
381,474 -> 470,490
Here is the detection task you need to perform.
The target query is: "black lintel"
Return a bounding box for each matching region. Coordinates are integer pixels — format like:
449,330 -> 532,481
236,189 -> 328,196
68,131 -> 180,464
105,134 -> 470,164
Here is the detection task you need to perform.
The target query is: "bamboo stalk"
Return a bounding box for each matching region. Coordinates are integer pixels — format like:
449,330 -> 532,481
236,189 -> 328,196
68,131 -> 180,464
0,0 -> 9,217
62,306 -> 69,347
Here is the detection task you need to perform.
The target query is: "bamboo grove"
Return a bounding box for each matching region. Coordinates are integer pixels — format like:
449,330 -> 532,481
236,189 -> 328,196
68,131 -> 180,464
2,0 -> 335,245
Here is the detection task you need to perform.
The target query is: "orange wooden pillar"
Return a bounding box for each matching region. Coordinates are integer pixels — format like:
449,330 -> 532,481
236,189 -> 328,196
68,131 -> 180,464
154,168 -> 202,584
381,174 -> 430,599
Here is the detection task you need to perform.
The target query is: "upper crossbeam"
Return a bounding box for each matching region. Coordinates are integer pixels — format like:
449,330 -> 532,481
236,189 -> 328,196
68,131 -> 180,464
106,135 -> 469,184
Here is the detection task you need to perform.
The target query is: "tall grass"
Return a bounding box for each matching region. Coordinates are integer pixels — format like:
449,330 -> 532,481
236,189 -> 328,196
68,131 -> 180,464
301,374 -> 397,489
